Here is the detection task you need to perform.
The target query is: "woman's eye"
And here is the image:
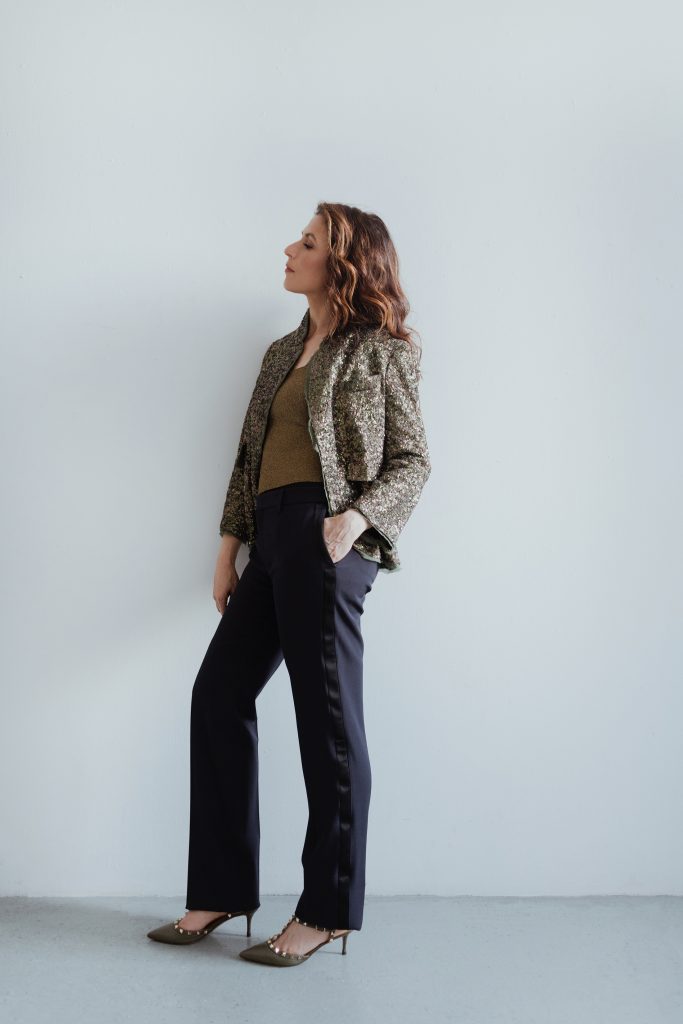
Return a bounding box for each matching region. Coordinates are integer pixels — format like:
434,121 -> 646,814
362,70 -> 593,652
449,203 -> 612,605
303,243 -> 313,249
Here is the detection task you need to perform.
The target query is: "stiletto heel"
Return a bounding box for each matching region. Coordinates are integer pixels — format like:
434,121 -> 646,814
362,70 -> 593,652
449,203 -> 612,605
246,909 -> 256,937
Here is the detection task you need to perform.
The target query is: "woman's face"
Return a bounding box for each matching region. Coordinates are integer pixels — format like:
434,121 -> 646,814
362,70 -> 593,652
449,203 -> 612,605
283,213 -> 329,297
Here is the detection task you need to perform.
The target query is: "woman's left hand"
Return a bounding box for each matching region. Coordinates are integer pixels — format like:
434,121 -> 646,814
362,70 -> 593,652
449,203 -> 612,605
323,509 -> 371,563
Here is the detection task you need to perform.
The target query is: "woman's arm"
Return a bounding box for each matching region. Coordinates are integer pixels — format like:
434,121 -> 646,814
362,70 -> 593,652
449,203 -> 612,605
219,412 -> 250,545
347,339 -> 431,552
218,343 -> 275,544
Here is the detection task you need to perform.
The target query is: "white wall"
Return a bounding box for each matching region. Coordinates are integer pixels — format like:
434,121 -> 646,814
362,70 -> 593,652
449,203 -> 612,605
1,0 -> 681,898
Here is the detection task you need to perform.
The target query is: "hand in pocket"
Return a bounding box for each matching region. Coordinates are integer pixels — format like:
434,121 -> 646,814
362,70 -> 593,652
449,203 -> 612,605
321,512 -> 355,565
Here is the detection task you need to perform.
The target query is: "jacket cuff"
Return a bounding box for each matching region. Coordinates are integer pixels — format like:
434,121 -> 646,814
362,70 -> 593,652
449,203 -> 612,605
219,525 -> 249,544
348,500 -> 397,552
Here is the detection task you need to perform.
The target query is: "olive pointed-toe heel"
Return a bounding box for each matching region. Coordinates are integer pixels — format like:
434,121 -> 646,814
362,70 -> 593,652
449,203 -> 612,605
238,913 -> 351,966
147,908 -> 258,945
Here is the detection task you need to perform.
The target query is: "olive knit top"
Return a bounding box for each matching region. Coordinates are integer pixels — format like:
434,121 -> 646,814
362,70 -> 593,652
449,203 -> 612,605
257,364 -> 324,494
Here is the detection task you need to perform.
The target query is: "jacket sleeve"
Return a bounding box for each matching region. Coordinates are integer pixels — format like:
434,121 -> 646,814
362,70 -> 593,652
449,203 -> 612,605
218,403 -> 251,543
218,342 -> 273,543
348,339 -> 431,552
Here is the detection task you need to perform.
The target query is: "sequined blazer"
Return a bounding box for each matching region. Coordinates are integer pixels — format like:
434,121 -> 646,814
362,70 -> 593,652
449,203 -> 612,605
219,307 -> 431,572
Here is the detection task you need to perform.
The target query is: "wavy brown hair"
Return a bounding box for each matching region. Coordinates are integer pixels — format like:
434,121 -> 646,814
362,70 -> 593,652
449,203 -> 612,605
314,202 -> 423,366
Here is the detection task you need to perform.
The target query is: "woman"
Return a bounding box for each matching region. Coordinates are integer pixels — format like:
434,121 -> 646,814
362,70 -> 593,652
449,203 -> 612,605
147,202 -> 431,966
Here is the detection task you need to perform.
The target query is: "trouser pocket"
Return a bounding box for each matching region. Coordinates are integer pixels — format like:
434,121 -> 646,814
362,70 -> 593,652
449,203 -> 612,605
317,504 -> 336,567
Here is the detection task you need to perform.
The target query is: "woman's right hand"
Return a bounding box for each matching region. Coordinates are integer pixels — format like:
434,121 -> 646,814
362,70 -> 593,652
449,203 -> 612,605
213,535 -> 243,614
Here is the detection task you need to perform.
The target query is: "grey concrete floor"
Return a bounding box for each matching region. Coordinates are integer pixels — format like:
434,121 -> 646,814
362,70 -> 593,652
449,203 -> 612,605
1,895 -> 682,1023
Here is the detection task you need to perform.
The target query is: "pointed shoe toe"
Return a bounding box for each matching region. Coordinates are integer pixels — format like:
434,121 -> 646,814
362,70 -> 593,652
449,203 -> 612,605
147,921 -> 192,944
239,940 -> 297,966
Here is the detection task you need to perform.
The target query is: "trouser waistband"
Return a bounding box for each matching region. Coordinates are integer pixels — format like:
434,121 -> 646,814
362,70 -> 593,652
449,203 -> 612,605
255,481 -> 327,510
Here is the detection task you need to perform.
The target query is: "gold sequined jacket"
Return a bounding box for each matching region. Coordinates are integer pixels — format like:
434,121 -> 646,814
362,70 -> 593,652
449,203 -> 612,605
219,307 -> 431,572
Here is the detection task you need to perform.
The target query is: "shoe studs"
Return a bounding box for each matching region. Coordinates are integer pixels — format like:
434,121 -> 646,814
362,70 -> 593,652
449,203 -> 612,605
263,913 -> 341,959
173,912 -> 233,935
293,914 -> 331,932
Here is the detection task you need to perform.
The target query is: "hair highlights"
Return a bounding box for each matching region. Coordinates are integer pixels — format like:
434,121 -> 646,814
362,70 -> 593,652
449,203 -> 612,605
314,202 -> 423,366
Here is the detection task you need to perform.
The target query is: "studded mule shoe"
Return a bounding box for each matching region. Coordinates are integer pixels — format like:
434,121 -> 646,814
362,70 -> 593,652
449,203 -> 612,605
147,908 -> 258,944
238,913 -> 351,966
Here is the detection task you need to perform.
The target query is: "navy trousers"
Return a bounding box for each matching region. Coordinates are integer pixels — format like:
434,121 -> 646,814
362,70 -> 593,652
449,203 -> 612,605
185,481 -> 380,931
